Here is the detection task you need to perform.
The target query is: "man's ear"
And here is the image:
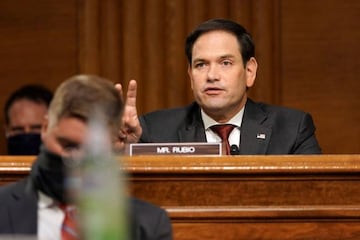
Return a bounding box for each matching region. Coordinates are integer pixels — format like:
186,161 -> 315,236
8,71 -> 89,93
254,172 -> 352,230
188,64 -> 194,90
4,125 -> 10,138
245,57 -> 258,88
41,115 -> 49,142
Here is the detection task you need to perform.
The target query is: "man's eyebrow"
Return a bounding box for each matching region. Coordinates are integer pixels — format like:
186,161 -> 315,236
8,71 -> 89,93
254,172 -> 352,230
10,126 -> 25,131
192,58 -> 206,63
193,54 -> 236,62
219,54 -> 236,60
29,124 -> 42,129
56,136 -> 79,146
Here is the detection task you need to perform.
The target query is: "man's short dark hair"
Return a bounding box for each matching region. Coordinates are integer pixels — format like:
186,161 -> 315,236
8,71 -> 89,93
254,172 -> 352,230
4,84 -> 53,124
185,18 -> 255,66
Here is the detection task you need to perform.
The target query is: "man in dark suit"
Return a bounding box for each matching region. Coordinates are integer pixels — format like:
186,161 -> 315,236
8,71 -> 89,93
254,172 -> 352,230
0,75 -> 172,239
118,19 -> 321,154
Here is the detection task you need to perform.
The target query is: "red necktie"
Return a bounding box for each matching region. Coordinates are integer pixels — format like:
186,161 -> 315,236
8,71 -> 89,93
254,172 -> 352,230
60,204 -> 79,240
210,124 -> 236,155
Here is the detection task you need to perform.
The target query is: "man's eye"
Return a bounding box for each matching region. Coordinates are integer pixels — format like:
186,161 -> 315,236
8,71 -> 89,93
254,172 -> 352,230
194,62 -> 206,68
58,140 -> 80,153
29,125 -> 42,131
222,60 -> 232,66
63,144 -> 80,152
8,127 -> 25,135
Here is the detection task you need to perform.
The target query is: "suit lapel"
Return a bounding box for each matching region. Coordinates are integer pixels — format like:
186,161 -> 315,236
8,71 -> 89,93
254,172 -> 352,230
178,124 -> 206,142
178,103 -> 207,142
240,99 -> 272,154
8,178 -> 38,234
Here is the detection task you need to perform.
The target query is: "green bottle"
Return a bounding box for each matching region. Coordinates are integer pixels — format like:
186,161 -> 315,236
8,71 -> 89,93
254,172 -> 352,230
75,114 -> 129,240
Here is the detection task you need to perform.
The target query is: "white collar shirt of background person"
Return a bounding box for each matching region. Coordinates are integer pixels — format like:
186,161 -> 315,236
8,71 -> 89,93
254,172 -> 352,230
201,107 -> 244,148
38,191 -> 65,240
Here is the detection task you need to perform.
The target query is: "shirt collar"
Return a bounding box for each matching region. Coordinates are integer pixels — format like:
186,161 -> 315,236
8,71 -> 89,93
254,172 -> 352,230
38,191 -> 56,209
201,106 -> 245,130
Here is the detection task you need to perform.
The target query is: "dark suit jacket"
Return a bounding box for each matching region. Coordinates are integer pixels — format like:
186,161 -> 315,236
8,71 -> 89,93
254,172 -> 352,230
139,99 -> 321,154
0,178 -> 172,240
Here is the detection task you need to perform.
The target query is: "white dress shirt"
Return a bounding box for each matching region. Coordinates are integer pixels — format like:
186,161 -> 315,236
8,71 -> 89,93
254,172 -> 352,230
201,107 -> 244,148
38,191 -> 65,240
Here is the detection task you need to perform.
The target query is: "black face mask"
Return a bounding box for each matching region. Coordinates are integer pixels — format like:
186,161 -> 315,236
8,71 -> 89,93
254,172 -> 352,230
30,146 -> 74,204
7,133 -> 42,155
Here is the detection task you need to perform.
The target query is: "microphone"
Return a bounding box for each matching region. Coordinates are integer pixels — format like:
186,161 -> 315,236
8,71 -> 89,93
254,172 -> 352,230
230,144 -> 239,155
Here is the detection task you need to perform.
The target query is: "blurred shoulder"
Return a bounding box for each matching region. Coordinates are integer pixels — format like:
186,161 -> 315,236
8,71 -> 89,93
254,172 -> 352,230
130,197 -> 169,218
130,197 -> 172,240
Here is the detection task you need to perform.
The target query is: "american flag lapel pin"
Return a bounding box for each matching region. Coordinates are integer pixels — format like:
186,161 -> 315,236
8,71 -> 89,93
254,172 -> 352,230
256,133 -> 266,139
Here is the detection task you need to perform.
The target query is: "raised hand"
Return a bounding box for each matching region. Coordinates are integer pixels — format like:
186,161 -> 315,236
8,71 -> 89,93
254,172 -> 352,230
114,80 -> 142,150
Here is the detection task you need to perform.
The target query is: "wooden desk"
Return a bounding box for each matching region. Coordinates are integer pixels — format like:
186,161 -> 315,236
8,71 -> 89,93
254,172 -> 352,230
1,155 -> 360,240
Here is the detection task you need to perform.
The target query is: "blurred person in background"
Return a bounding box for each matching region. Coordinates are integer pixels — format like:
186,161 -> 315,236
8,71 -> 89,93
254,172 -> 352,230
4,84 -> 53,155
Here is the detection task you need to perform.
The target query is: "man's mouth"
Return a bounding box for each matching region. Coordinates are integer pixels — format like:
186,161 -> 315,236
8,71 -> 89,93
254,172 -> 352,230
204,87 -> 223,95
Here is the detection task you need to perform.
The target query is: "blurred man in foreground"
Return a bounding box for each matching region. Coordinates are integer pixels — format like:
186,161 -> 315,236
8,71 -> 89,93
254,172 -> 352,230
0,75 -> 172,240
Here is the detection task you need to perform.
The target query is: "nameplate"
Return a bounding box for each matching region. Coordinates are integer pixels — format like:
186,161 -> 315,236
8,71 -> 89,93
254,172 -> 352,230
128,142 -> 222,156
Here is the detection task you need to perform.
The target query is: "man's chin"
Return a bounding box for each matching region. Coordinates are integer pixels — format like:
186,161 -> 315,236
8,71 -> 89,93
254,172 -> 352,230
201,99 -> 227,109
202,104 -> 228,116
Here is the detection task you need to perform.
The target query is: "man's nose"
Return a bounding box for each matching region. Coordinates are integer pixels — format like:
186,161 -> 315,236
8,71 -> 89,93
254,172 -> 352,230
207,64 -> 220,81
23,126 -> 32,133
